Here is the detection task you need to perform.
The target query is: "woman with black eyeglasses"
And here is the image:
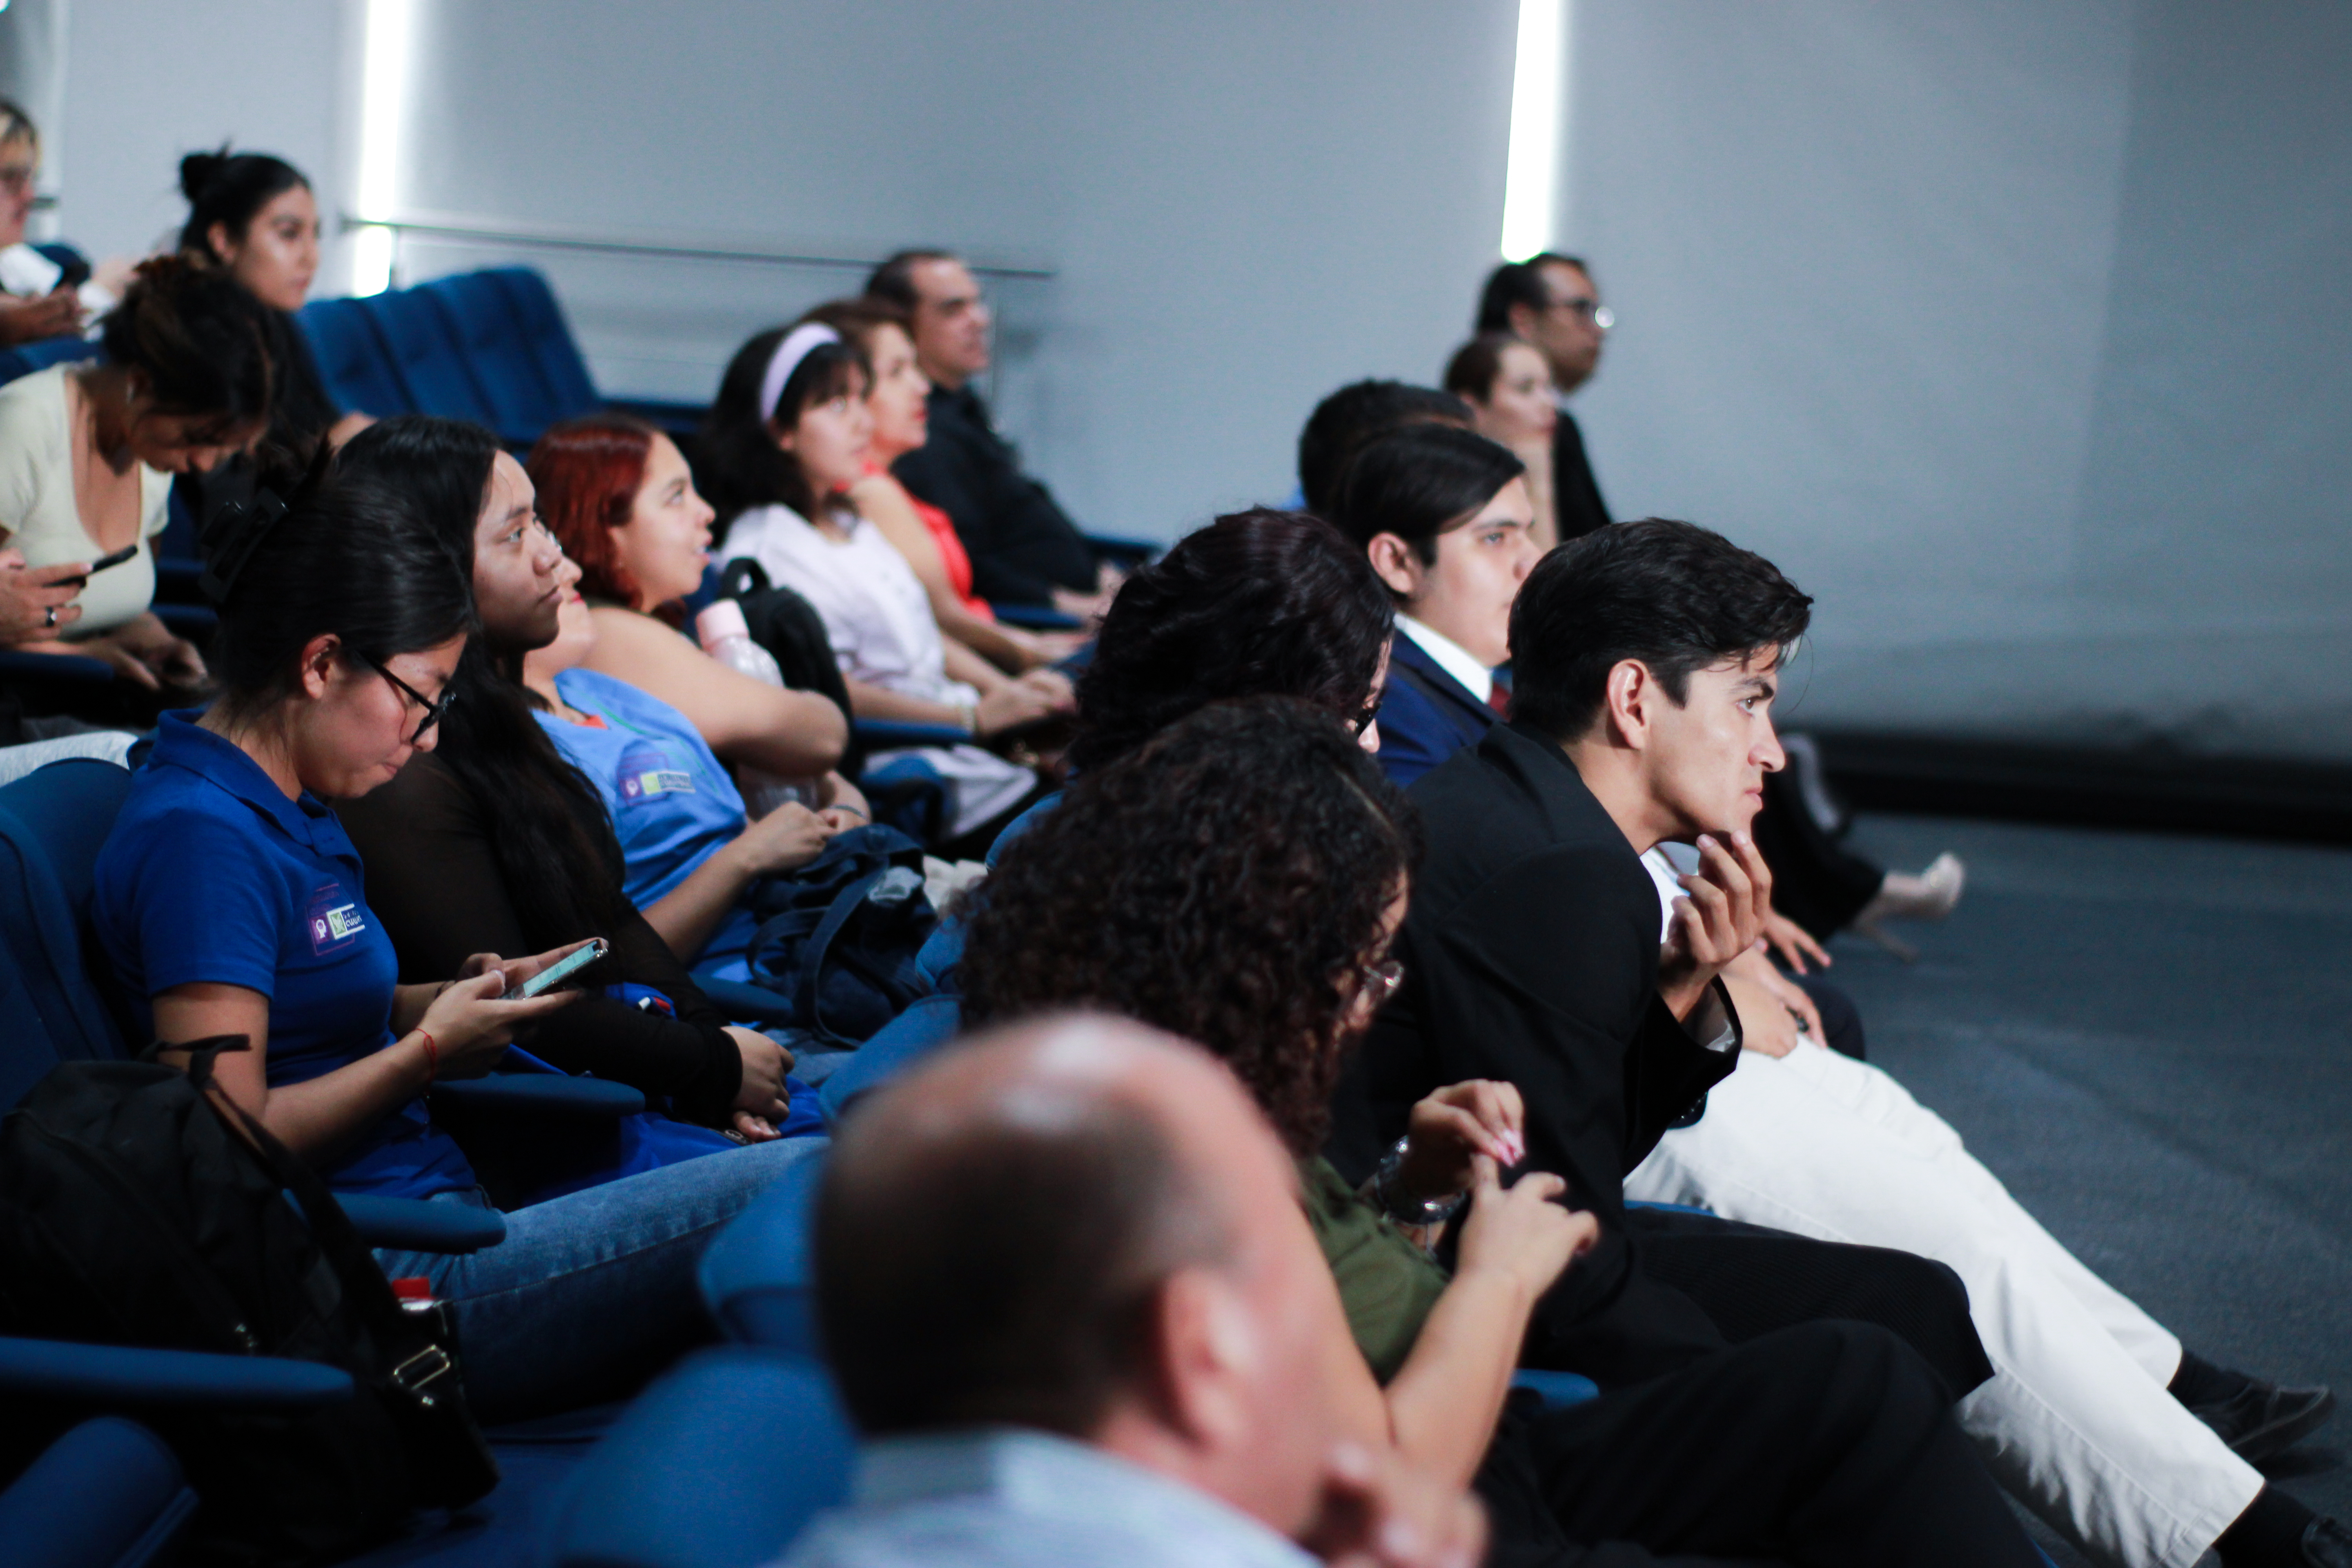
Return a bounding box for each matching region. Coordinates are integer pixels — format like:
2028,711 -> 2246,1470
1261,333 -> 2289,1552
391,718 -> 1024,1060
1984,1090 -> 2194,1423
92,472 -> 826,1420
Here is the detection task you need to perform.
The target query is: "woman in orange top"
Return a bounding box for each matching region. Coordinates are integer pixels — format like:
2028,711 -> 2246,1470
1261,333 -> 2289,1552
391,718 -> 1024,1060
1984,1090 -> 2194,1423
805,298 -> 1081,672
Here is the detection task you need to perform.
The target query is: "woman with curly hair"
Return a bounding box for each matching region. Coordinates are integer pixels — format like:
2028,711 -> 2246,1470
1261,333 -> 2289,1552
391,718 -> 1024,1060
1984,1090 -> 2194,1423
958,696 -> 2042,1568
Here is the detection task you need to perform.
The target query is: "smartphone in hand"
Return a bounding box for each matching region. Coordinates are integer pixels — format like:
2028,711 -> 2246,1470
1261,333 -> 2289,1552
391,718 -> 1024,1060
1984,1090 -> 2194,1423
57,544 -> 140,590
503,938 -> 610,1000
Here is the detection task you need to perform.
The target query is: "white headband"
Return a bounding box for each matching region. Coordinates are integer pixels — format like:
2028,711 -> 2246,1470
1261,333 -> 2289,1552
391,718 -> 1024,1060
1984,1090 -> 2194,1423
758,323 -> 842,425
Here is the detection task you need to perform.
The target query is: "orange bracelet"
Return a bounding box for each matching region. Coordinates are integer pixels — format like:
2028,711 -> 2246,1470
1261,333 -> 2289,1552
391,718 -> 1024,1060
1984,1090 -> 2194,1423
414,1028 -> 439,1082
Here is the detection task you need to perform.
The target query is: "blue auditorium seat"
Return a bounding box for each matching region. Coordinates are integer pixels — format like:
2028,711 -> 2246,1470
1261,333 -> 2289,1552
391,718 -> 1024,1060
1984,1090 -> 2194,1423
543,1347 -> 855,1568
1510,1368 -> 1601,1408
358,289 -> 502,430
0,332 -> 98,387
697,1143 -> 830,1353
0,1417 -> 199,1568
416,272 -> 567,444
298,298 -> 415,419
486,267 -> 603,418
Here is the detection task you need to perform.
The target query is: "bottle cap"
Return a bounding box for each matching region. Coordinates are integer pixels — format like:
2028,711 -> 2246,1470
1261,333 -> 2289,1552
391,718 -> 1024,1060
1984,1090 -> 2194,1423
695,598 -> 750,650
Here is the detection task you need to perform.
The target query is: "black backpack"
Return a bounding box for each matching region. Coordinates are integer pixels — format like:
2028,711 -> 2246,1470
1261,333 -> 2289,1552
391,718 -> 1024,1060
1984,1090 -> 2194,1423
743,824 -> 940,1048
0,1038 -> 497,1565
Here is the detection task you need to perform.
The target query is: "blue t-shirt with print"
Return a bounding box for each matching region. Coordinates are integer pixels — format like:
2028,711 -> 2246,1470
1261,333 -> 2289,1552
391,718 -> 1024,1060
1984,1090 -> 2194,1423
92,711 -> 476,1199
536,668 -> 760,974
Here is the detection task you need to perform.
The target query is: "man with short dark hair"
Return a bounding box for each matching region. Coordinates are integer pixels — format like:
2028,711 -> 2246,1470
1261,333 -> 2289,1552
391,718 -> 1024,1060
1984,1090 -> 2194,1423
788,1014 -> 1486,1568
1292,379 -> 1471,518
1474,254 -> 1611,540
1332,519 -> 1996,1398
866,249 -> 1115,617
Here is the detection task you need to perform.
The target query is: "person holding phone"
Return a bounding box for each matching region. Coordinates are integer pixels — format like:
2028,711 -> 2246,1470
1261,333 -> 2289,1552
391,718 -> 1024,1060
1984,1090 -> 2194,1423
95,471 -> 825,1420
333,416 -> 824,1142
0,257 -> 276,691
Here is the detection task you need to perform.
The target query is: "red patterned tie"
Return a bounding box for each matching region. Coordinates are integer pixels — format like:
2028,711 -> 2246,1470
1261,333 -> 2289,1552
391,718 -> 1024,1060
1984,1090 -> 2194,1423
1486,684 -> 1510,717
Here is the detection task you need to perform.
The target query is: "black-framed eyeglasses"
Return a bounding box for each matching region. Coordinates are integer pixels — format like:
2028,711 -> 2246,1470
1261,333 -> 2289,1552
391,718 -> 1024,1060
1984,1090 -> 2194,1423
361,653 -> 457,742
1351,704 -> 1381,738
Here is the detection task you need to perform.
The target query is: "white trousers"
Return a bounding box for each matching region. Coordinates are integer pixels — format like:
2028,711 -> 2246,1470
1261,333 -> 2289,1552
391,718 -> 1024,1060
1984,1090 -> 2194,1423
1624,1040 -> 2261,1568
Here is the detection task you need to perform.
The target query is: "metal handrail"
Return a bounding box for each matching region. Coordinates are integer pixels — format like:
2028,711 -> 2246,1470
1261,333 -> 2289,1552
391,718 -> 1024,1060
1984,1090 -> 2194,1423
337,208 -> 1055,281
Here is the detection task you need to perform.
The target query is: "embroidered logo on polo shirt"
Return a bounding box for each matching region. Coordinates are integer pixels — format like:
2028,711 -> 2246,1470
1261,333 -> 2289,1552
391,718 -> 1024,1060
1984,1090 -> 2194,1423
304,884 -> 366,955
616,740 -> 695,806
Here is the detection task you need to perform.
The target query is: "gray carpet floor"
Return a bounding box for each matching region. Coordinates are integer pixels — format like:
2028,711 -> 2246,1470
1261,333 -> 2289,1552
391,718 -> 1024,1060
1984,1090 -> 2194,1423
1828,814 -> 2352,1562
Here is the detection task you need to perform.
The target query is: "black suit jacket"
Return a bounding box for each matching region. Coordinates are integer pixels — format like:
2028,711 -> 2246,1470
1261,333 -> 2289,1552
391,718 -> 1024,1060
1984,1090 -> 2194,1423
891,383 -> 1099,606
1552,408 -> 1612,541
1332,720 -> 1737,1323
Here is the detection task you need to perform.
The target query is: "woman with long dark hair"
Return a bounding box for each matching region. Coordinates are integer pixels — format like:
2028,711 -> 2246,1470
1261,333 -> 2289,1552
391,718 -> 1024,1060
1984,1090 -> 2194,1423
332,416 -> 814,1138
959,697 -> 2042,1568
93,470 -> 824,1419
691,325 -> 1067,854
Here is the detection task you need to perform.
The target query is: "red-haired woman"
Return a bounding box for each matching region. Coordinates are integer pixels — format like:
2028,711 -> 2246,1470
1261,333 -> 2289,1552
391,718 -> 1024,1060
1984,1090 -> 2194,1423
526,414 -> 851,790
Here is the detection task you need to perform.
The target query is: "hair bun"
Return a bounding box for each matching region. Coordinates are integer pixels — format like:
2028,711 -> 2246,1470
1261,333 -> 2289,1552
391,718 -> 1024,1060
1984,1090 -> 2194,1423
178,148 -> 230,201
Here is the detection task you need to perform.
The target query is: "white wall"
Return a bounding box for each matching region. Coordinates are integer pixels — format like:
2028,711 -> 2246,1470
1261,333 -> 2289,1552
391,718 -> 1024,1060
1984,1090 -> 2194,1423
46,0 -> 353,273
385,0 -> 1521,539
1561,0 -> 2352,759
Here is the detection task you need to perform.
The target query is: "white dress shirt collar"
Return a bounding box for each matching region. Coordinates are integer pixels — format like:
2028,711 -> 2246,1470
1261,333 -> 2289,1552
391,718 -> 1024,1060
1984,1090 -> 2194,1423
1395,613 -> 1496,705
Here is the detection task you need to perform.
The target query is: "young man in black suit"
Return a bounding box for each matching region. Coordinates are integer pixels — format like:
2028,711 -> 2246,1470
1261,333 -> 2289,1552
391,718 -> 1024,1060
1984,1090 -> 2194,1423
1330,519 -> 1991,1391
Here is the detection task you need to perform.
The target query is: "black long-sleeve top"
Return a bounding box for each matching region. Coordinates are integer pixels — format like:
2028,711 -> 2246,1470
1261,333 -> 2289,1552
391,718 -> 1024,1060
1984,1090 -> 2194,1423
334,754 -> 744,1125
891,383 -> 1099,606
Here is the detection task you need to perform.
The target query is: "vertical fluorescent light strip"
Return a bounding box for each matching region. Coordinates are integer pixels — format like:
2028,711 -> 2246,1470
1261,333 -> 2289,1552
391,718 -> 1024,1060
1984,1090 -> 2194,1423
352,0 -> 414,295
1499,0 -> 1566,261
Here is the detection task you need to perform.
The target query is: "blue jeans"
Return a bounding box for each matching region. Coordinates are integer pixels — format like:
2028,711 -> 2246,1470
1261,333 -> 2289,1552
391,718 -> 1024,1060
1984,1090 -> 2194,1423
373,1136 -> 828,1421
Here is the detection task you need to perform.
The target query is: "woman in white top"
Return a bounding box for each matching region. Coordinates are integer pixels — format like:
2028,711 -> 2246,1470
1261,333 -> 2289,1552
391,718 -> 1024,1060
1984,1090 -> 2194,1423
0,258 -> 276,686
697,320 -> 1071,851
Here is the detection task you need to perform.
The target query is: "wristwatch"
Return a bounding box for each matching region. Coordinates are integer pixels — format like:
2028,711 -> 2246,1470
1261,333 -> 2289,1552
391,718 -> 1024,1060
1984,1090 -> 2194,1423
1370,1136 -> 1468,1227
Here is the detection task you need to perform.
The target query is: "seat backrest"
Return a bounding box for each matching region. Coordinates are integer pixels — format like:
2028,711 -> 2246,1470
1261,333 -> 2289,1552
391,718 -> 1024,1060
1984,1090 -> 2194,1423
295,299 -> 414,419
546,1346 -> 855,1568
0,760 -> 137,1099
696,1144 -> 829,1351
356,287 -> 499,427
416,271 -> 564,443
485,267 -> 602,416
0,335 -> 99,388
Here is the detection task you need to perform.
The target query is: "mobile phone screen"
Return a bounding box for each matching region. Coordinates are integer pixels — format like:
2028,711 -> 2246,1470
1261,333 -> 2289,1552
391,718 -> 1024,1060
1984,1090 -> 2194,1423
505,938 -> 609,1001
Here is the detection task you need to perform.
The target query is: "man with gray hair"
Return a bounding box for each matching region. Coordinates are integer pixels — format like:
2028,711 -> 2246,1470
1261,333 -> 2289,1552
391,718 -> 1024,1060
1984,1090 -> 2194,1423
784,1014 -> 1485,1568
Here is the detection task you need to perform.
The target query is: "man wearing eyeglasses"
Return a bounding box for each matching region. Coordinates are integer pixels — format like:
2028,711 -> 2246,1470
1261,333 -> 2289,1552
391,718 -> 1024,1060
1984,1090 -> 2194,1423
1474,254 -> 1614,542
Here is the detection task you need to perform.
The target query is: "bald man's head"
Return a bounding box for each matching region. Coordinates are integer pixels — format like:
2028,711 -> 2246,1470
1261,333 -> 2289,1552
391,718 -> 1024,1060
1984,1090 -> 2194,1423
816,1014 -> 1271,1439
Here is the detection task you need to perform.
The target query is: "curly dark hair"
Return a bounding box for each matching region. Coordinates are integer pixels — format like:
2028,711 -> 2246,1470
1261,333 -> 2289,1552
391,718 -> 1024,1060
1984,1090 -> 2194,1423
963,697 -> 1420,1154
1069,509 -> 1392,776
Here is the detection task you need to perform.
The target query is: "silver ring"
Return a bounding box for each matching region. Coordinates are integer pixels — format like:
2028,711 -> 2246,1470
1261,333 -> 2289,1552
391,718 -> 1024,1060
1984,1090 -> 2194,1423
43,606 -> 56,628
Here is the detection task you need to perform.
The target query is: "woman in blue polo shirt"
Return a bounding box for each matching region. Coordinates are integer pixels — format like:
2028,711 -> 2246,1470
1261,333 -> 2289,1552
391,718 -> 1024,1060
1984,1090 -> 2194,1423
93,476 -> 824,1419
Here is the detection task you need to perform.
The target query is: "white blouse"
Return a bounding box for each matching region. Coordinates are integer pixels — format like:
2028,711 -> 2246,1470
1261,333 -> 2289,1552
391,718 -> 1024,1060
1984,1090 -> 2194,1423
0,365 -> 171,639
722,501 -> 1034,836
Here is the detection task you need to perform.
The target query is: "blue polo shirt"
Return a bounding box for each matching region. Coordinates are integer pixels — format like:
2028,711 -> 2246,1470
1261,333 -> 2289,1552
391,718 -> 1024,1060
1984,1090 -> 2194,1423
92,711 -> 477,1199
536,668 -> 760,975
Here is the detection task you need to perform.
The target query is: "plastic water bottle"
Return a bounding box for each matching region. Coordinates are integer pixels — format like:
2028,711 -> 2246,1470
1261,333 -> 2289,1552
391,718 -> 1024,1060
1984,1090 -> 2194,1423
695,599 -> 820,817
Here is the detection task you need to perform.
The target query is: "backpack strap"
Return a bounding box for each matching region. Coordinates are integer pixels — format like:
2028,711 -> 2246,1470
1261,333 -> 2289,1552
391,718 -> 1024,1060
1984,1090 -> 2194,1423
169,1037 -> 465,1413
791,868 -> 890,1049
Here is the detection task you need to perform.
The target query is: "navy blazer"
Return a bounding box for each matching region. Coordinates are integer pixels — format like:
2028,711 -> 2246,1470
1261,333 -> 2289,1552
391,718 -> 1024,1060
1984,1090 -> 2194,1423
1375,630 -> 1497,790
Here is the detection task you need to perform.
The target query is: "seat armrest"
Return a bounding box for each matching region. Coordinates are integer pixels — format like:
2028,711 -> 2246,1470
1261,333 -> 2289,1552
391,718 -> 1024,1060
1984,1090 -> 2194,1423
338,1192 -> 508,1253
1510,1368 -> 1600,1408
989,603 -> 1084,632
430,1073 -> 644,1118
853,719 -> 970,750
0,649 -> 114,686
1084,532 -> 1160,567
0,1336 -> 354,1409
152,604 -> 217,638
695,976 -> 797,1025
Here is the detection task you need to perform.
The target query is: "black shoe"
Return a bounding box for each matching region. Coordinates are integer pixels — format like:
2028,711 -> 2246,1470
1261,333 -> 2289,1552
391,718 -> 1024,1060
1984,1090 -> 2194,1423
2194,1381 -> 2337,1463
2302,1515 -> 2352,1567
